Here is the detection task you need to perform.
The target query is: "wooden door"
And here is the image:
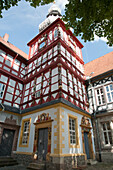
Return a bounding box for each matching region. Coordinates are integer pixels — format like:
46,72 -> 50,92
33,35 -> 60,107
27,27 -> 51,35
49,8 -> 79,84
0,129 -> 15,156
38,128 -> 48,160
84,132 -> 90,159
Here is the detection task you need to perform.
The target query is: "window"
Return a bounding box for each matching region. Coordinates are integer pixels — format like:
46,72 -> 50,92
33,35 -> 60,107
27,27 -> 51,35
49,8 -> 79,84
0,83 -> 5,98
54,28 -> 58,38
102,122 -> 112,145
5,55 -> 13,67
69,117 -> 76,144
22,121 -> 30,144
39,41 -> 46,49
19,118 -> 31,147
68,115 -> 79,147
96,87 -> 105,105
105,84 -> 113,103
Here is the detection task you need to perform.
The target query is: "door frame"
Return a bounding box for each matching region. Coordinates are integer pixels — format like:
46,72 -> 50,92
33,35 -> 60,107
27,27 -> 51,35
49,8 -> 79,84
0,121 -> 20,155
80,116 -> 95,160
38,128 -> 48,160
84,132 -> 90,159
33,114 -> 53,161
0,128 -> 15,156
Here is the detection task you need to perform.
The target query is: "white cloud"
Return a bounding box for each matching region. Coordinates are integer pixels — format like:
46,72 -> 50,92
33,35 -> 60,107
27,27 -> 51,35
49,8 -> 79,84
107,45 -> 113,49
94,34 -> 108,43
56,0 -> 68,11
91,34 -> 113,49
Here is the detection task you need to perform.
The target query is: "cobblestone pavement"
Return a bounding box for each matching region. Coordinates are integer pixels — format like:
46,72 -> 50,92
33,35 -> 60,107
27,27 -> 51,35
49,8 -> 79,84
0,162 -> 113,170
84,162 -> 113,170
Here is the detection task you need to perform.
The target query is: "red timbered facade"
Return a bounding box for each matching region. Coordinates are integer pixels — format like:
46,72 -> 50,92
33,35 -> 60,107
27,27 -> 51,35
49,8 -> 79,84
0,4 -> 95,169
23,18 -> 88,111
0,34 -> 27,109
0,19 -> 88,112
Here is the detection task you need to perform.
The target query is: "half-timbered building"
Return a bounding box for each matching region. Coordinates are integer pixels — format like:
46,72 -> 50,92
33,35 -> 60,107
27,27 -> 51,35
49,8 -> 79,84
0,4 -> 95,169
85,51 -> 113,163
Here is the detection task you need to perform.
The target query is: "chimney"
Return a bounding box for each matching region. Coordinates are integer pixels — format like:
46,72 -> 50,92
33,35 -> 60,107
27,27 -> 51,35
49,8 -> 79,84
3,33 -> 9,42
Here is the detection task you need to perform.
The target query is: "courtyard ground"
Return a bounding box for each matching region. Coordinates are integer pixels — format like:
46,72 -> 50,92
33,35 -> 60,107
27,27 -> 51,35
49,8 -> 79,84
0,162 -> 113,170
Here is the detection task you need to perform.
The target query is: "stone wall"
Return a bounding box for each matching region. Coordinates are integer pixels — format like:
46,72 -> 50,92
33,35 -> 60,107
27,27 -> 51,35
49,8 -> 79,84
96,152 -> 113,163
13,153 -> 33,166
46,155 -> 86,170
13,153 -> 86,169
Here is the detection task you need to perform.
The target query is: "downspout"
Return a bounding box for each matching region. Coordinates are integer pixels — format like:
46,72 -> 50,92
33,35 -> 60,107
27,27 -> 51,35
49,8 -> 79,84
87,74 -> 102,162
93,112 -> 102,162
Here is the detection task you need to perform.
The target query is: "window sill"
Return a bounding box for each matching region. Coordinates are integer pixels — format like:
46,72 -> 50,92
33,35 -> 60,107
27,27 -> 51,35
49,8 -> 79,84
69,144 -> 80,148
102,145 -> 112,150
19,144 -> 29,148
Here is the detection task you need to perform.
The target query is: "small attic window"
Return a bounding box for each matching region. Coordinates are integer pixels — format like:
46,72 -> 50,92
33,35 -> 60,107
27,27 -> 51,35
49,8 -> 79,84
54,28 -> 58,38
39,41 -> 46,50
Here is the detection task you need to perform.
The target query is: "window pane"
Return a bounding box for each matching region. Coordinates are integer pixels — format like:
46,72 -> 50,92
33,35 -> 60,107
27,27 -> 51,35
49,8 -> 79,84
104,132 -> 108,144
102,95 -> 105,103
111,92 -> 113,100
108,132 -> 112,144
106,86 -> 109,92
107,93 -> 111,102
97,89 -> 99,95
106,122 -> 110,130
54,29 -> 58,38
98,96 -> 101,105
110,84 -> 113,91
39,41 -> 45,49
103,124 -> 106,131
100,88 -> 103,94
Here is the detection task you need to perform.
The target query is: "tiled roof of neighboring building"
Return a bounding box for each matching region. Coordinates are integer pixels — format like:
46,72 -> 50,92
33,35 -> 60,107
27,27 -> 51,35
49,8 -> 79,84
0,33 -> 28,59
84,51 -> 113,78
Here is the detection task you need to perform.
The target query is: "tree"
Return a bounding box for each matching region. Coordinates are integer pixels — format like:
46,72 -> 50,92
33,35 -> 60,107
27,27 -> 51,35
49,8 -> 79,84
63,0 -> 113,46
0,0 -> 53,18
0,0 -> 113,46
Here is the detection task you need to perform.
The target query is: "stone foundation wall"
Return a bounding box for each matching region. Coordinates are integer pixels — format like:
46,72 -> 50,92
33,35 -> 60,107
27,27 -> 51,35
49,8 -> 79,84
13,153 -> 33,166
47,155 -> 86,170
13,153 -> 86,170
96,152 -> 113,163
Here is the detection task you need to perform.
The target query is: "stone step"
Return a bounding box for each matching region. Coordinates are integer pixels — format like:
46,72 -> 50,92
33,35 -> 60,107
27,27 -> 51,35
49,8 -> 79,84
0,157 -> 18,167
0,157 -> 14,162
0,161 -> 18,167
27,162 -> 45,170
72,165 -> 87,170
87,159 -> 98,165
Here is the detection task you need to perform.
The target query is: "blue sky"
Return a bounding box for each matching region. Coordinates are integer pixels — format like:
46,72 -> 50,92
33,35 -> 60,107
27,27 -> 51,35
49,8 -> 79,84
0,0 -> 113,64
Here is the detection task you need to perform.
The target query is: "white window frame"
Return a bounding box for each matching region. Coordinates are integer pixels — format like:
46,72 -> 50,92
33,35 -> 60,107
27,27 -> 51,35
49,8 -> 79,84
69,117 -> 76,145
105,84 -> 113,103
22,120 -> 30,145
95,87 -> 105,105
102,122 -> 112,145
